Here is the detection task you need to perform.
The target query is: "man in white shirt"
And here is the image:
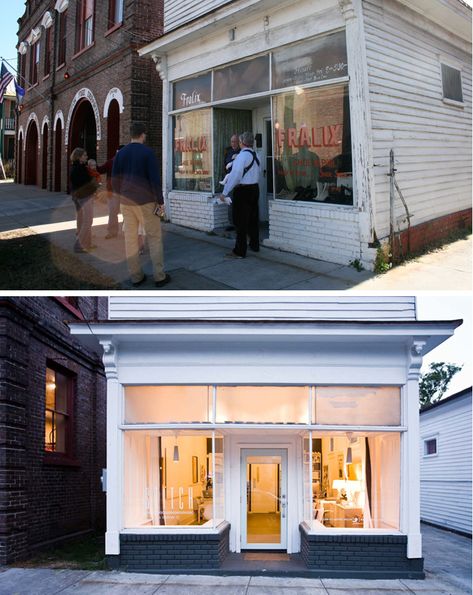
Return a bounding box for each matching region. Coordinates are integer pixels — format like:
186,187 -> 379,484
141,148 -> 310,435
220,131 -> 261,258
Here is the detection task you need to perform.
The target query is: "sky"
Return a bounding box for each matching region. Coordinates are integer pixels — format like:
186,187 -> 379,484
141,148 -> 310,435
417,295 -> 472,398
0,3 -> 24,69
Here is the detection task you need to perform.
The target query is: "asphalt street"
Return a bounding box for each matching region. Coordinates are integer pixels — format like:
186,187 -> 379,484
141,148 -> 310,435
0,181 -> 470,290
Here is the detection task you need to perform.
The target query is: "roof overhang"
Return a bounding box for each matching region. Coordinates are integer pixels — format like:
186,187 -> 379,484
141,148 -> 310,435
69,319 -> 462,355
138,0 -> 471,59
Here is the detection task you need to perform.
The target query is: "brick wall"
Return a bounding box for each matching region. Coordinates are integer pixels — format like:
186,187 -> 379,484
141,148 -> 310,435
300,525 -> 424,579
392,208 -> 472,262
169,192 -> 229,231
0,297 -> 107,564
17,0 -> 164,192
115,522 -> 230,572
265,200 -> 363,266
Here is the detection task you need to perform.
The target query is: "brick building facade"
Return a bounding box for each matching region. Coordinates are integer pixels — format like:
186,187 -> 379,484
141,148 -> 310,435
16,0 -> 163,192
0,297 -> 107,564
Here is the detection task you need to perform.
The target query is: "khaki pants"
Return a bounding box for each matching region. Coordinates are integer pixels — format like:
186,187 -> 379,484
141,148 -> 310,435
120,202 -> 165,283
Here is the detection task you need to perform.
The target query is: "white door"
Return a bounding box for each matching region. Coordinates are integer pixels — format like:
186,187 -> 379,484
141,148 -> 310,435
240,448 -> 288,550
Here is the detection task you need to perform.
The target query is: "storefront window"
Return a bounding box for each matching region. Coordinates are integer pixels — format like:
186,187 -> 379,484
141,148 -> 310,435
216,386 -> 309,423
124,431 -> 224,528
213,55 -> 269,101
272,84 -> 352,205
272,31 -> 348,89
308,432 -> 400,531
124,386 -> 212,424
173,72 -> 211,111
314,386 -> 401,426
173,109 -> 212,192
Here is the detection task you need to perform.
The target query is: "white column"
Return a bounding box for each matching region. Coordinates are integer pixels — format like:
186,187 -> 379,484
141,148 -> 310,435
151,54 -> 170,214
339,0 -> 378,257
100,339 -> 121,556
404,339 -> 426,558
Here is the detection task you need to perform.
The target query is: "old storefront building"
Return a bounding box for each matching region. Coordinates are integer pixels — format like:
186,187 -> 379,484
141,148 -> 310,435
70,296 -> 461,577
16,0 -> 163,191
139,0 -> 471,269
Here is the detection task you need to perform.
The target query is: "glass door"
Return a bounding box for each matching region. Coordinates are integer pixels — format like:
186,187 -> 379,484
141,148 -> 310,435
240,448 -> 287,550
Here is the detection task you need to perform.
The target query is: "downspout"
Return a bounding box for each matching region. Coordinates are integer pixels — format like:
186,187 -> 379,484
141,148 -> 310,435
48,14 -> 59,191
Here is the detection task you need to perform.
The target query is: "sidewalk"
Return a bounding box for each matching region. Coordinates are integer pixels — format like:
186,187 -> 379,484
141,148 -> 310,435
0,524 -> 470,594
0,181 -> 471,290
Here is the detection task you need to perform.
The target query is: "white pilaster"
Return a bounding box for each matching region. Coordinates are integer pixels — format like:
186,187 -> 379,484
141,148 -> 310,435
404,339 -> 426,558
151,54 -> 170,216
339,0 -> 378,255
100,339 -> 122,556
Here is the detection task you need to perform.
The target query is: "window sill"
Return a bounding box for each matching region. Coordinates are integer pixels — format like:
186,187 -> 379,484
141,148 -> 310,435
44,454 -> 81,467
105,22 -> 123,37
442,98 -> 464,109
72,42 -> 95,61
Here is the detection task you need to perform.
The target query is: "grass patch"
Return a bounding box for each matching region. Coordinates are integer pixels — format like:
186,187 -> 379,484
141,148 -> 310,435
13,533 -> 106,571
0,230 -> 119,290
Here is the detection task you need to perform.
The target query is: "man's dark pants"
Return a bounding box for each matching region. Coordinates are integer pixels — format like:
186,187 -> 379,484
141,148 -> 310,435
232,184 -> 260,257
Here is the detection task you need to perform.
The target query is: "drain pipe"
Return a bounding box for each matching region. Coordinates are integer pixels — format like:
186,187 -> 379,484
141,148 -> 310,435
388,149 -> 396,257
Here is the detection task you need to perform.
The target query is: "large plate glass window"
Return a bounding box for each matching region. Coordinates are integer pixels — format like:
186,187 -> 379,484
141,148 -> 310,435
124,431 -> 224,528
173,109 -> 212,192
308,432 -> 400,531
272,84 -> 352,205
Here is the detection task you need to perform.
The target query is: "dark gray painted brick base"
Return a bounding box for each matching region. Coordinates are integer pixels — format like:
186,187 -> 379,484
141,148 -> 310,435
300,524 -> 424,579
110,522 -> 230,572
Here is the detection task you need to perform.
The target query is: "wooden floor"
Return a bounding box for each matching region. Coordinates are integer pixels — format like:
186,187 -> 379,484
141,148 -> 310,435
247,512 -> 281,543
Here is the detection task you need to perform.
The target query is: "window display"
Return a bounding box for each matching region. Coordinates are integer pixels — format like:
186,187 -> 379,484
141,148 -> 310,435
173,109 -> 212,192
308,432 -> 400,531
124,431 -> 224,528
273,84 -> 352,205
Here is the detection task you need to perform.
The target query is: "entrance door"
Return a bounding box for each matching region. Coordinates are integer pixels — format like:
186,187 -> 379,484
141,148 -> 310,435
241,448 -> 287,550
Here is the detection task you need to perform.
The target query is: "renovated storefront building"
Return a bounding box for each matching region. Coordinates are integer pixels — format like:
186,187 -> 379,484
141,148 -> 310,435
139,0 -> 471,269
69,296 -> 461,578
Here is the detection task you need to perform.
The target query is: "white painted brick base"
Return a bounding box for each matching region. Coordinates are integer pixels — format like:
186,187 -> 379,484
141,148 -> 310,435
168,191 -> 229,232
264,199 -> 366,267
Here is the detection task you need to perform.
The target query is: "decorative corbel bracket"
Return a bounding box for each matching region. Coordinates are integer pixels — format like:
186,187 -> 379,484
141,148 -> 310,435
100,338 -> 118,380
151,53 -> 167,82
408,339 -> 427,380
338,0 -> 356,21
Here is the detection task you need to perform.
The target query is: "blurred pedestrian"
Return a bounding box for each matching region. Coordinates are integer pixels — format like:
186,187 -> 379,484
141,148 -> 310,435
69,147 -> 98,253
112,123 -> 170,287
97,145 -> 124,239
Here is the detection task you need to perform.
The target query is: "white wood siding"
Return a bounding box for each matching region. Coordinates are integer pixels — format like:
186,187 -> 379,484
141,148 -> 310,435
419,392 -> 472,534
164,0 -> 232,33
363,0 -> 472,239
108,296 -> 416,320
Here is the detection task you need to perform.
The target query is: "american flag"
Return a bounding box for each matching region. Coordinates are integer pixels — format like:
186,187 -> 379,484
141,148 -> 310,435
0,62 -> 14,104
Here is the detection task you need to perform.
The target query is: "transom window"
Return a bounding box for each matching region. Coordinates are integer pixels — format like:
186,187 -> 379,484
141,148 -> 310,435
123,385 -> 401,425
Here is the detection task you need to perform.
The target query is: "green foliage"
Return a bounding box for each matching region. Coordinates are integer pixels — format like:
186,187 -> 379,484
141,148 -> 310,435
349,258 -> 364,272
374,244 -> 392,274
419,362 -> 462,410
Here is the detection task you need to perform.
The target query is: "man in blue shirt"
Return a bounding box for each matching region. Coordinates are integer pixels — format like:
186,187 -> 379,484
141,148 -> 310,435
112,123 -> 170,287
